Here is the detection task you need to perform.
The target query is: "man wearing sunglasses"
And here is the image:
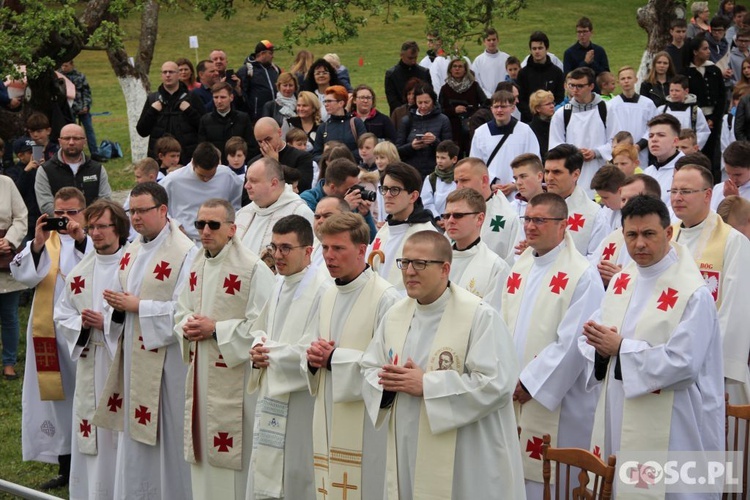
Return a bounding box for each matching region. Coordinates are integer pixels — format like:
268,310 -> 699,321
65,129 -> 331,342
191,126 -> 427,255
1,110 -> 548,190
502,192 -> 604,499
444,188 -> 509,312
10,187 -> 90,491
175,198 -> 274,500
247,215 -> 331,499
361,230 -> 524,498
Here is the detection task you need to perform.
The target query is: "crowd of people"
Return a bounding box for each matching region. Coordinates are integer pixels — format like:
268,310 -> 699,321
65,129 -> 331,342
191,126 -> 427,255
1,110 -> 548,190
2,3 -> 750,499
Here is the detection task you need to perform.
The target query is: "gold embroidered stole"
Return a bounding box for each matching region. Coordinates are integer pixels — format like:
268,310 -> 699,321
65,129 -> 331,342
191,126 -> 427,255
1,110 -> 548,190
249,267 -> 325,499
65,251 -> 99,455
32,231 -> 65,400
94,221 -> 193,446
382,284 -> 480,499
452,241 -> 499,298
590,245 -> 704,498
312,273 -> 391,500
502,232 -> 589,482
672,211 -> 730,308
184,240 -> 261,470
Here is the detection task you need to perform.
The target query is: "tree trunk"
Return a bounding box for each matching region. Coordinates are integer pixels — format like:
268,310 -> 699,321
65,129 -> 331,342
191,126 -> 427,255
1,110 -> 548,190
635,0 -> 687,90
105,0 -> 159,162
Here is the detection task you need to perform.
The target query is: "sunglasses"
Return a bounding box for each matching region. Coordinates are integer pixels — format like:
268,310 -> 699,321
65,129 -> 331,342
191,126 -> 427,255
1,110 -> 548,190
194,220 -> 228,230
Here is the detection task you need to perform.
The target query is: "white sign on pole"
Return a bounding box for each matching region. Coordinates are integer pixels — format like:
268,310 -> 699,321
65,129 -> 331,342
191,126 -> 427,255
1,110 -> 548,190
189,36 -> 199,49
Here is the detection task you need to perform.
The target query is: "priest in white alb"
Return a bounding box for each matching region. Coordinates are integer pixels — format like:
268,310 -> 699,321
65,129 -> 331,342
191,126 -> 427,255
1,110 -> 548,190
502,192 -> 604,499
174,199 -> 275,500
54,200 -> 129,499
580,195 -> 724,499
361,231 -> 525,499
303,212 -> 400,500
10,187 -> 91,490
443,188 -> 509,311
96,182 -> 197,499
246,215 -> 331,499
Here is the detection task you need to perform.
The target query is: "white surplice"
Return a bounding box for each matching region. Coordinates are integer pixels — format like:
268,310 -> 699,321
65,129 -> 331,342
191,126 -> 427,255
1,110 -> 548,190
110,224 -> 197,500
483,193 -> 522,266
246,266 -> 331,500
450,240 -> 510,312
302,268 -> 401,500
174,243 -> 275,500
55,250 -> 122,500
509,240 -> 605,499
361,287 -> 526,499
565,185 -> 607,258
12,235 -> 90,463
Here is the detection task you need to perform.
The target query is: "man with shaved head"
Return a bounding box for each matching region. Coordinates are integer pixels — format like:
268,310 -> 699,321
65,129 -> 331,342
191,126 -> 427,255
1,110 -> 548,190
235,156 -> 313,256
35,123 -> 112,216
248,117 -> 314,192
361,230 -> 524,498
137,60 -> 206,164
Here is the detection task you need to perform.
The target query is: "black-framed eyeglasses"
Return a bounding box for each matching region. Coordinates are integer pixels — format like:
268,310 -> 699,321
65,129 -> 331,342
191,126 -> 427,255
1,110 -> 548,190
54,209 -> 83,216
568,83 -> 591,89
126,205 -> 160,216
84,224 -> 116,233
441,211 -> 481,220
194,220 -> 229,230
396,258 -> 445,271
378,185 -> 405,197
520,216 -> 565,225
267,243 -> 307,256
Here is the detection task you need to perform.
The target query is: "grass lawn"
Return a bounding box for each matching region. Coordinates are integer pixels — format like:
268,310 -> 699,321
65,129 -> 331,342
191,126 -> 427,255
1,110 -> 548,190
0,0 -> 647,495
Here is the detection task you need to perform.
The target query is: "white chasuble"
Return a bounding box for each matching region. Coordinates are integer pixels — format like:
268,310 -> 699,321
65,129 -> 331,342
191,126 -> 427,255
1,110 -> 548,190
175,238 -> 275,500
450,240 -> 509,312
502,232 -> 604,488
482,192 -> 522,266
368,222 -> 436,291
246,265 -> 331,499
565,185 -> 605,257
55,249 -> 122,500
12,234 -> 89,463
362,285 -> 525,499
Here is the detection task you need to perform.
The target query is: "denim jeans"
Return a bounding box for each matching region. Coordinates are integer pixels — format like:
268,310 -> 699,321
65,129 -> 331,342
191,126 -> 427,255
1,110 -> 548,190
0,290 -> 20,367
77,112 -> 98,156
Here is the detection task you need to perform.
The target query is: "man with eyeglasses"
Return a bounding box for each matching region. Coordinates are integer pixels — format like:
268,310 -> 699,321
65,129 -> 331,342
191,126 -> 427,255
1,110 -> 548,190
470,90 -> 540,200
175,198 -> 274,499
304,211 -> 399,500
235,156 -> 313,257
11,187 -> 90,491
501,192 -> 604,499
53,199 -> 129,499
444,188 -> 509,312
562,16 -> 610,78
549,67 -> 609,198
670,164 -> 750,407
246,215 -> 331,499
368,162 -> 437,291
95,182 -> 196,498
137,60 -> 206,165
35,123 -> 112,217
361,230 -> 524,499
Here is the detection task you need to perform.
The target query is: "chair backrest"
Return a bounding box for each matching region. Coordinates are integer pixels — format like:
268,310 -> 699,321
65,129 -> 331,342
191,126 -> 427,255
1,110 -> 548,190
542,433 -> 617,500
725,393 -> 750,500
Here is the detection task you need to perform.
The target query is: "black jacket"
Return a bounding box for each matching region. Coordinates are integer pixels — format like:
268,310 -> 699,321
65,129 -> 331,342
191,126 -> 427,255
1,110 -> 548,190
198,109 -> 253,163
136,82 -> 206,165
384,61 -> 431,115
42,153 -> 103,207
396,106 -> 452,179
687,64 -> 727,121
517,56 -> 565,123
237,56 -> 281,121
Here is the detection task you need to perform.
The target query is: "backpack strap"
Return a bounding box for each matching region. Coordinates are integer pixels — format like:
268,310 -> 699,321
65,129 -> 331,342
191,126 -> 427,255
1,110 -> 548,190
563,101 -> 607,136
691,105 -> 698,130
349,117 -> 359,142
429,173 -> 437,193
486,119 -> 518,167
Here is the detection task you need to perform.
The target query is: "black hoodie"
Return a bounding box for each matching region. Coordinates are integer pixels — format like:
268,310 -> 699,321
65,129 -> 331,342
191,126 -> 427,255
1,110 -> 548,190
517,56 -> 565,123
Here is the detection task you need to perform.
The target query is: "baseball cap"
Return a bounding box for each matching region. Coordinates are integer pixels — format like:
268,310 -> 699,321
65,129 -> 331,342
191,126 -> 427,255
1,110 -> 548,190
254,40 -> 274,56
13,137 -> 35,154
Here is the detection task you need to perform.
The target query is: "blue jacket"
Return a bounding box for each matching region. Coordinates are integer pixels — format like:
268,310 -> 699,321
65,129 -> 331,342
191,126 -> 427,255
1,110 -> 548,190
563,42 -> 610,76
301,180 -> 378,242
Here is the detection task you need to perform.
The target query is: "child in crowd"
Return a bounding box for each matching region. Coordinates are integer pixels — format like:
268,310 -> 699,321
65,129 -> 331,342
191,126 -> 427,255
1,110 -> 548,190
11,137 -> 39,241
154,135 -> 182,175
133,157 -> 161,184
721,87 -> 745,181
597,71 -> 616,100
505,56 -> 521,83
282,165 -> 301,194
225,136 -> 248,175
421,140 -> 459,222
611,143 -> 642,177
357,133 -> 378,171
287,128 -> 319,186
677,128 -> 700,155
372,140 -> 400,226
26,112 -> 58,162
611,130 -> 634,148
590,163 -> 627,231
656,75 -> 710,149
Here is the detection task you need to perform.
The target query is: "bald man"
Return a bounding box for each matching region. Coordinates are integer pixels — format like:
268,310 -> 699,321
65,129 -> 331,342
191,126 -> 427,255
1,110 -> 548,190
247,117 -> 314,193
35,123 -> 112,216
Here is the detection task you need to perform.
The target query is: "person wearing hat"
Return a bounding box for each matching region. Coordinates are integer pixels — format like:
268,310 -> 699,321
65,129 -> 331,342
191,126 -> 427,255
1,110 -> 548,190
237,40 -> 282,121
11,137 -> 42,242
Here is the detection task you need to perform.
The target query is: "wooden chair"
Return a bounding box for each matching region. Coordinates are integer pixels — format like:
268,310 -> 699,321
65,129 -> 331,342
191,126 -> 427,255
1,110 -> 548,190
725,394 -> 750,499
542,434 -> 616,500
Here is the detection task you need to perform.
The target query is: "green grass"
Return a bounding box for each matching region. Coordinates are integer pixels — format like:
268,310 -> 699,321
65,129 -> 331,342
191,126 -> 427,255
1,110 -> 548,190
0,0 -> 647,494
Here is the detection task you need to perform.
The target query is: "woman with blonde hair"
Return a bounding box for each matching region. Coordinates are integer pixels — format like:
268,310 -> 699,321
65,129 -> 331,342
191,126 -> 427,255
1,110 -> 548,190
290,49 -> 314,88
262,72 -> 298,126
640,51 -> 677,106
529,89 -> 555,157
283,90 -> 322,150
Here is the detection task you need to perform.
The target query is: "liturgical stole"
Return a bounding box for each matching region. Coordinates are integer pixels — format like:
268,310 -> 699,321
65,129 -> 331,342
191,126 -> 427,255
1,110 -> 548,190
453,242 -> 499,299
